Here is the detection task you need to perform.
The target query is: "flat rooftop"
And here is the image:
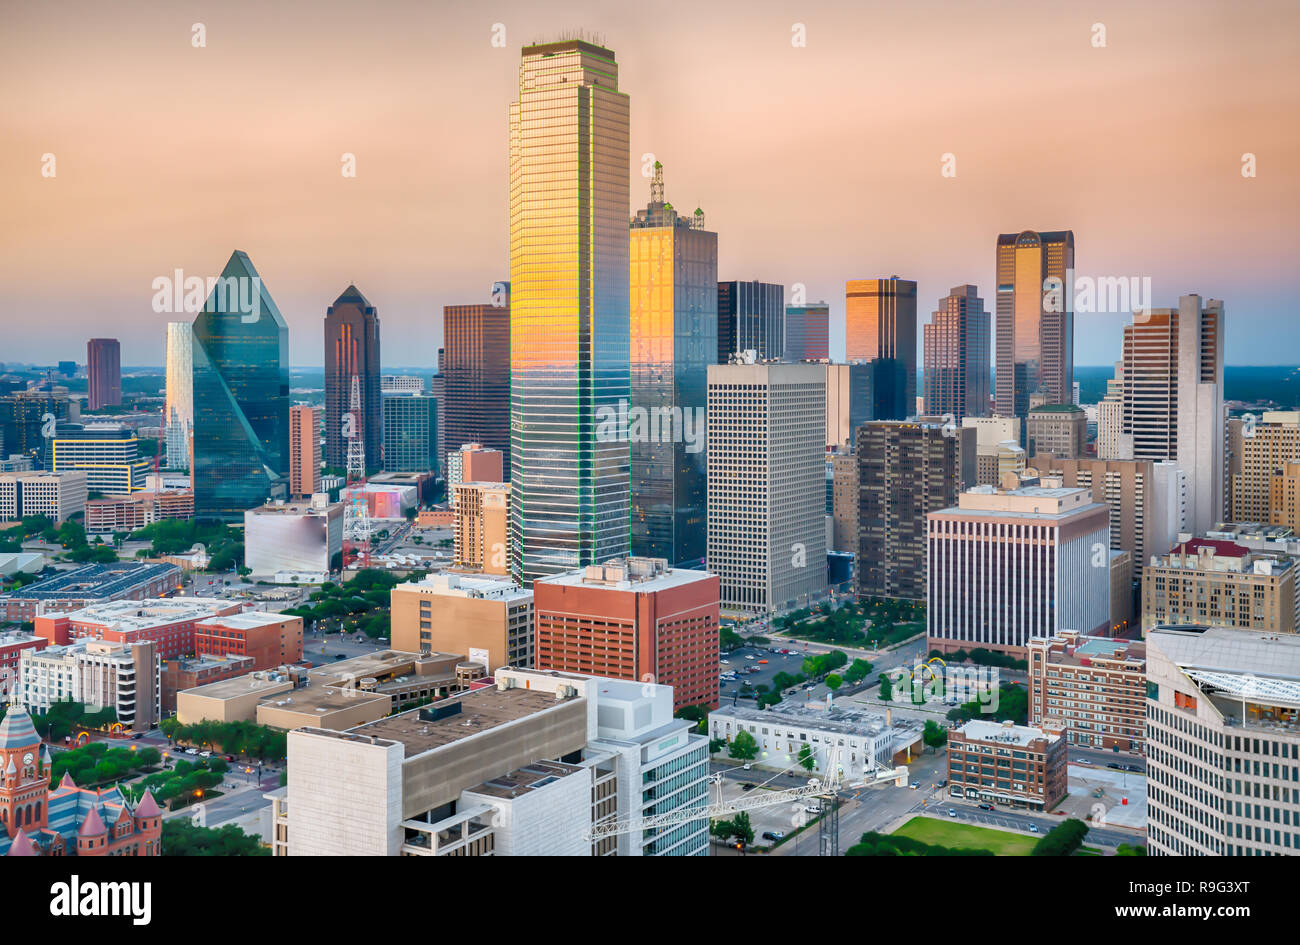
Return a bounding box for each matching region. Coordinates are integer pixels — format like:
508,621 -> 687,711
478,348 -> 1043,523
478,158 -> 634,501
0,562 -> 179,600
183,672 -> 295,699
348,686 -> 578,757
465,760 -> 586,800
247,501 -> 338,516
539,558 -> 716,593
306,649 -> 454,684
1149,625 -> 1300,681
717,700 -> 920,739
197,611 -> 294,630
63,597 -> 230,630
959,719 -> 1058,747
259,686 -> 389,715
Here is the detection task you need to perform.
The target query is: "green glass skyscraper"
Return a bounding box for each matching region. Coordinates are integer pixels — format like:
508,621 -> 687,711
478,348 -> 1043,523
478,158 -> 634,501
509,39 -> 630,585
192,250 -> 290,520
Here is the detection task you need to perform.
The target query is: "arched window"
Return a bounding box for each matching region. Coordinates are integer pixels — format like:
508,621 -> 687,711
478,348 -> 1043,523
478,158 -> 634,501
34,801 -> 41,823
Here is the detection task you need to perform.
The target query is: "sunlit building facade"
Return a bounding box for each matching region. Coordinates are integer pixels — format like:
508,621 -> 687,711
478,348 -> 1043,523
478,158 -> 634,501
846,277 -> 917,417
191,250 -> 290,520
444,285 -> 511,475
324,285 -> 382,473
922,285 -> 989,421
509,39 -> 630,586
628,162 -> 716,566
164,321 -> 193,470
994,230 -> 1075,430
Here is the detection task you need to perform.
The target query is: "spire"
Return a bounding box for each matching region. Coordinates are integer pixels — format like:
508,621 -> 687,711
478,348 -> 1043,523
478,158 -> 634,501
58,771 -> 76,790
0,707 -> 39,750
6,828 -> 35,856
133,790 -> 161,819
78,805 -> 107,838
650,160 -> 664,204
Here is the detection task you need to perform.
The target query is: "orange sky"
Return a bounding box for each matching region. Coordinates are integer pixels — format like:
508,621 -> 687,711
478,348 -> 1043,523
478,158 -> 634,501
2,0 -> 1297,366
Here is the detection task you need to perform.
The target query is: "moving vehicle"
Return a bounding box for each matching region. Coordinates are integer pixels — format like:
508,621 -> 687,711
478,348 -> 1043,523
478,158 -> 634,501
762,831 -> 785,842
1028,824 -> 1040,833
947,809 -> 957,817
757,659 -> 769,664
978,803 -> 993,811
745,655 -> 756,661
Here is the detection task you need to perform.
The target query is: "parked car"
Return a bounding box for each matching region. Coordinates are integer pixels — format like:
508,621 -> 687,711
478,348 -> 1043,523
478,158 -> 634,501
757,659 -> 769,664
947,809 -> 957,818
762,831 -> 785,842
1028,824 -> 1040,833
978,803 -> 994,811
745,655 -> 756,661
185,748 -> 199,755
130,733 -> 144,740
199,750 -> 212,758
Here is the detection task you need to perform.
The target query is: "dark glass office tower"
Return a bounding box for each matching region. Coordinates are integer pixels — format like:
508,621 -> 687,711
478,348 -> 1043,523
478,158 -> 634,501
509,39 -> 630,585
995,230 -> 1075,429
629,164 -> 717,566
191,250 -> 289,520
717,280 -> 784,362
324,285 -> 382,472
86,339 -> 121,411
923,284 -> 991,420
846,277 -> 918,412
444,284 -> 511,475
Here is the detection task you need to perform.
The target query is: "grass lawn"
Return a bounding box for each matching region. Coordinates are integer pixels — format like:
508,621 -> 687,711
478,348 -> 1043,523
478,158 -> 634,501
893,816 -> 1038,856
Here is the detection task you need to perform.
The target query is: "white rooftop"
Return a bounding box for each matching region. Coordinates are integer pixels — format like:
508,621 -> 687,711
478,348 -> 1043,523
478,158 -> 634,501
63,597 -> 231,630
960,719 -> 1059,747
196,610 -> 290,630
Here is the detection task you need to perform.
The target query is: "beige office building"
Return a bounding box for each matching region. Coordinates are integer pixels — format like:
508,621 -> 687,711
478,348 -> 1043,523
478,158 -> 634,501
391,572 -> 534,672
1142,537 -> 1298,633
831,450 -> 858,554
962,416 -> 1023,486
0,470 -> 87,523
1026,404 -> 1086,459
1229,411 -> 1300,523
453,482 -> 510,575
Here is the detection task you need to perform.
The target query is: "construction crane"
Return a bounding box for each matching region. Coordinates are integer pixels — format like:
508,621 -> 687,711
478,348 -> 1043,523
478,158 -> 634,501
583,747 -> 907,851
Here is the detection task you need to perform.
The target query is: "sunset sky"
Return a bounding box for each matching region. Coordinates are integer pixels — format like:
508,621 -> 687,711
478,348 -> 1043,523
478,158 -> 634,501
3,0 -> 1297,367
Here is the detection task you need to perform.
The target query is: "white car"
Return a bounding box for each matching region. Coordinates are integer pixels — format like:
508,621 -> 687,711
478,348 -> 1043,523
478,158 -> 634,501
745,655 -> 756,661
719,659 -> 730,665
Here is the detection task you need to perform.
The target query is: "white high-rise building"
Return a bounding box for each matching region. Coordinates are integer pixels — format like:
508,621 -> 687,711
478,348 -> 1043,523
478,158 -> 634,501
1096,361 -> 1126,460
707,358 -> 827,615
164,321 -> 193,470
1146,625 -> 1300,856
1120,295 -> 1225,534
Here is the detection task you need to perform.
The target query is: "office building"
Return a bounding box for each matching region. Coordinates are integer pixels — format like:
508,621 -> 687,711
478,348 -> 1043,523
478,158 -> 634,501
324,285 -> 382,473
510,40 -> 630,586
962,416 -> 1023,486
33,596 -> 236,660
1032,457 -> 1186,579
1230,411 -> 1300,524
244,497 -> 344,578
923,285 -> 989,421
278,667 -> 708,856
0,389 -> 78,465
444,287 -> 511,474
927,484 -> 1111,656
445,443 -> 504,506
1146,625 -> 1300,856
191,250 -> 290,520
160,654 -> 255,713
707,360 -> 827,615
1141,537 -> 1298,633
846,277 -> 917,417
1120,294 -> 1225,533
784,301 -> 830,361
857,420 -> 975,601
994,230 -> 1075,427
164,321 -> 193,470
947,719 -> 1067,811
1096,362 -> 1125,459
1027,631 -> 1147,754
534,557 -> 720,711
1272,462 -> 1300,531
86,339 -> 121,411
195,611 -> 304,670
1026,404 -> 1086,459
831,450 -> 859,554
391,572 -> 533,670
381,375 -> 423,394
287,405 -> 320,497
0,707 -> 162,856
629,163 -> 716,566
824,362 -> 873,450
717,280 -> 784,362
453,481 -> 510,575
49,423 -> 150,495
380,391 -> 438,474
0,562 -> 180,624
0,470 -> 86,524
0,631 -> 48,697
14,639 -> 159,732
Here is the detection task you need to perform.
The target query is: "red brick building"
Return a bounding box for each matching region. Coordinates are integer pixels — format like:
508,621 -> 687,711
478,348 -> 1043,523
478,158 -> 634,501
0,707 -> 161,856
0,632 -> 47,698
160,653 -> 256,712
34,598 -> 240,661
533,557 -> 720,711
195,611 -> 304,670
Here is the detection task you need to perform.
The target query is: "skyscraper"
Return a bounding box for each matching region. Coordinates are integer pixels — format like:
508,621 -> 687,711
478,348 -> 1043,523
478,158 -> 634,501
846,277 -> 918,415
1120,294 -> 1225,534
628,163 -> 716,566
191,250 -> 290,520
717,280 -> 784,362
324,285 -> 382,474
381,391 -> 438,473
707,359 -> 827,615
857,420 -> 974,601
86,338 -> 121,411
164,322 -> 193,470
288,405 -> 320,497
509,39 -> 630,586
444,285 -> 511,475
922,285 -> 989,421
784,301 -> 830,361
994,230 -> 1075,427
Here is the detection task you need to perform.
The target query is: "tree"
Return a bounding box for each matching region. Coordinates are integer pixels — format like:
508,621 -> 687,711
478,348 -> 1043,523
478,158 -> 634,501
923,720 -> 948,752
878,673 -> 893,701
161,820 -> 268,856
825,674 -> 843,691
844,658 -> 873,683
728,729 -> 759,761
1031,818 -> 1089,857
730,811 -> 755,846
797,744 -> 816,771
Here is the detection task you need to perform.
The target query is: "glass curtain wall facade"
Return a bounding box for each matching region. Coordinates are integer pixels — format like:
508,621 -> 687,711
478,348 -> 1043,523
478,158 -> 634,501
323,285 -> 382,472
629,165 -> 717,566
995,230 -> 1075,432
164,321 -> 193,470
191,250 -> 290,520
509,39 -> 631,585
717,280 -> 783,362
922,284 -> 990,421
444,285 -> 511,475
845,277 -> 918,414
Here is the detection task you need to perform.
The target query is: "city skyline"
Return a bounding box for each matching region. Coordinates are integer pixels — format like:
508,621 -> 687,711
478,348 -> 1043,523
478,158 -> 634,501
4,0 -> 1296,367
